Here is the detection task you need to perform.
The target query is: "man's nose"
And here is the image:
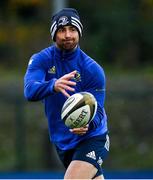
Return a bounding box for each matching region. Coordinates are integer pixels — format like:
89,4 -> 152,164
65,30 -> 71,38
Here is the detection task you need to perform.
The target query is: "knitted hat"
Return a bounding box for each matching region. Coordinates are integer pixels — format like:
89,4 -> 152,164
50,8 -> 83,41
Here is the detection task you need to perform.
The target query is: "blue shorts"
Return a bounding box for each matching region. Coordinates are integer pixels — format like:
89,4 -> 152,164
55,133 -> 110,178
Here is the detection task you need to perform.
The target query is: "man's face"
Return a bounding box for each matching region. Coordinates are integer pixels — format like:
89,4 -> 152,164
55,25 -> 79,50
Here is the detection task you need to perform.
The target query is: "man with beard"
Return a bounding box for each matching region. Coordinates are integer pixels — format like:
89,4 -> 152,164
24,8 -> 109,179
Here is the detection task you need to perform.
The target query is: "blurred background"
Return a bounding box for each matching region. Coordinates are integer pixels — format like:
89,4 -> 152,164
0,0 -> 153,178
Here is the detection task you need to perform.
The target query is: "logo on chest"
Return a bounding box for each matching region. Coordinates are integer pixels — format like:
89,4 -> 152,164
48,66 -> 56,74
73,71 -> 81,82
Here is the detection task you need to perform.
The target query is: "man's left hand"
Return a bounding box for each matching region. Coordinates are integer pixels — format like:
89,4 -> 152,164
69,124 -> 89,135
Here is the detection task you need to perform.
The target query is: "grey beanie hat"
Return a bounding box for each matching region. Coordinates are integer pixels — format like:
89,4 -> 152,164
50,8 -> 83,41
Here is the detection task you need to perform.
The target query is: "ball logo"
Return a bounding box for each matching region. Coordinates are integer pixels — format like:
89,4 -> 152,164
77,109 -> 88,121
70,109 -> 88,127
58,16 -> 69,26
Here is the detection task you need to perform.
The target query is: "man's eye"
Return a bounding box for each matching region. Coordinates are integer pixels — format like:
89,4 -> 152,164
58,28 -> 64,32
71,28 -> 76,31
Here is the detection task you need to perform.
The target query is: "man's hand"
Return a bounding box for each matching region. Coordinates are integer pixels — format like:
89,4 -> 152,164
54,70 -> 77,97
69,124 -> 89,135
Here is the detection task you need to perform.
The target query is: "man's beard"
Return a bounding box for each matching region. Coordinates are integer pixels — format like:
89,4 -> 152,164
58,39 -> 78,51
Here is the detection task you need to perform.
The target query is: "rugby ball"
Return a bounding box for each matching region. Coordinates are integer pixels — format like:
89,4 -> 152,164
61,92 -> 97,128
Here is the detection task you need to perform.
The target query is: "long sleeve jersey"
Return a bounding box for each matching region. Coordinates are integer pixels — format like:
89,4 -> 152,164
24,45 -> 108,150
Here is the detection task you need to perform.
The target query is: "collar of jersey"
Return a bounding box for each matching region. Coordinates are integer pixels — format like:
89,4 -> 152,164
54,45 -> 79,61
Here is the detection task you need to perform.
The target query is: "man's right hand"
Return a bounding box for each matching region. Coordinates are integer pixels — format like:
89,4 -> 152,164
54,70 -> 77,97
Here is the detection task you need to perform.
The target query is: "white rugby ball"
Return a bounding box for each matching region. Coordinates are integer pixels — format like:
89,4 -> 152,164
61,92 -> 97,128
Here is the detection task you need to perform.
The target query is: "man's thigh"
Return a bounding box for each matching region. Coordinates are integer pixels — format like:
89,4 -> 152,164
64,160 -> 104,179
64,160 -> 96,179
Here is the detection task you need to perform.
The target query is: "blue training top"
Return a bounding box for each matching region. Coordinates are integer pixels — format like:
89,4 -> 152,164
24,45 -> 108,150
